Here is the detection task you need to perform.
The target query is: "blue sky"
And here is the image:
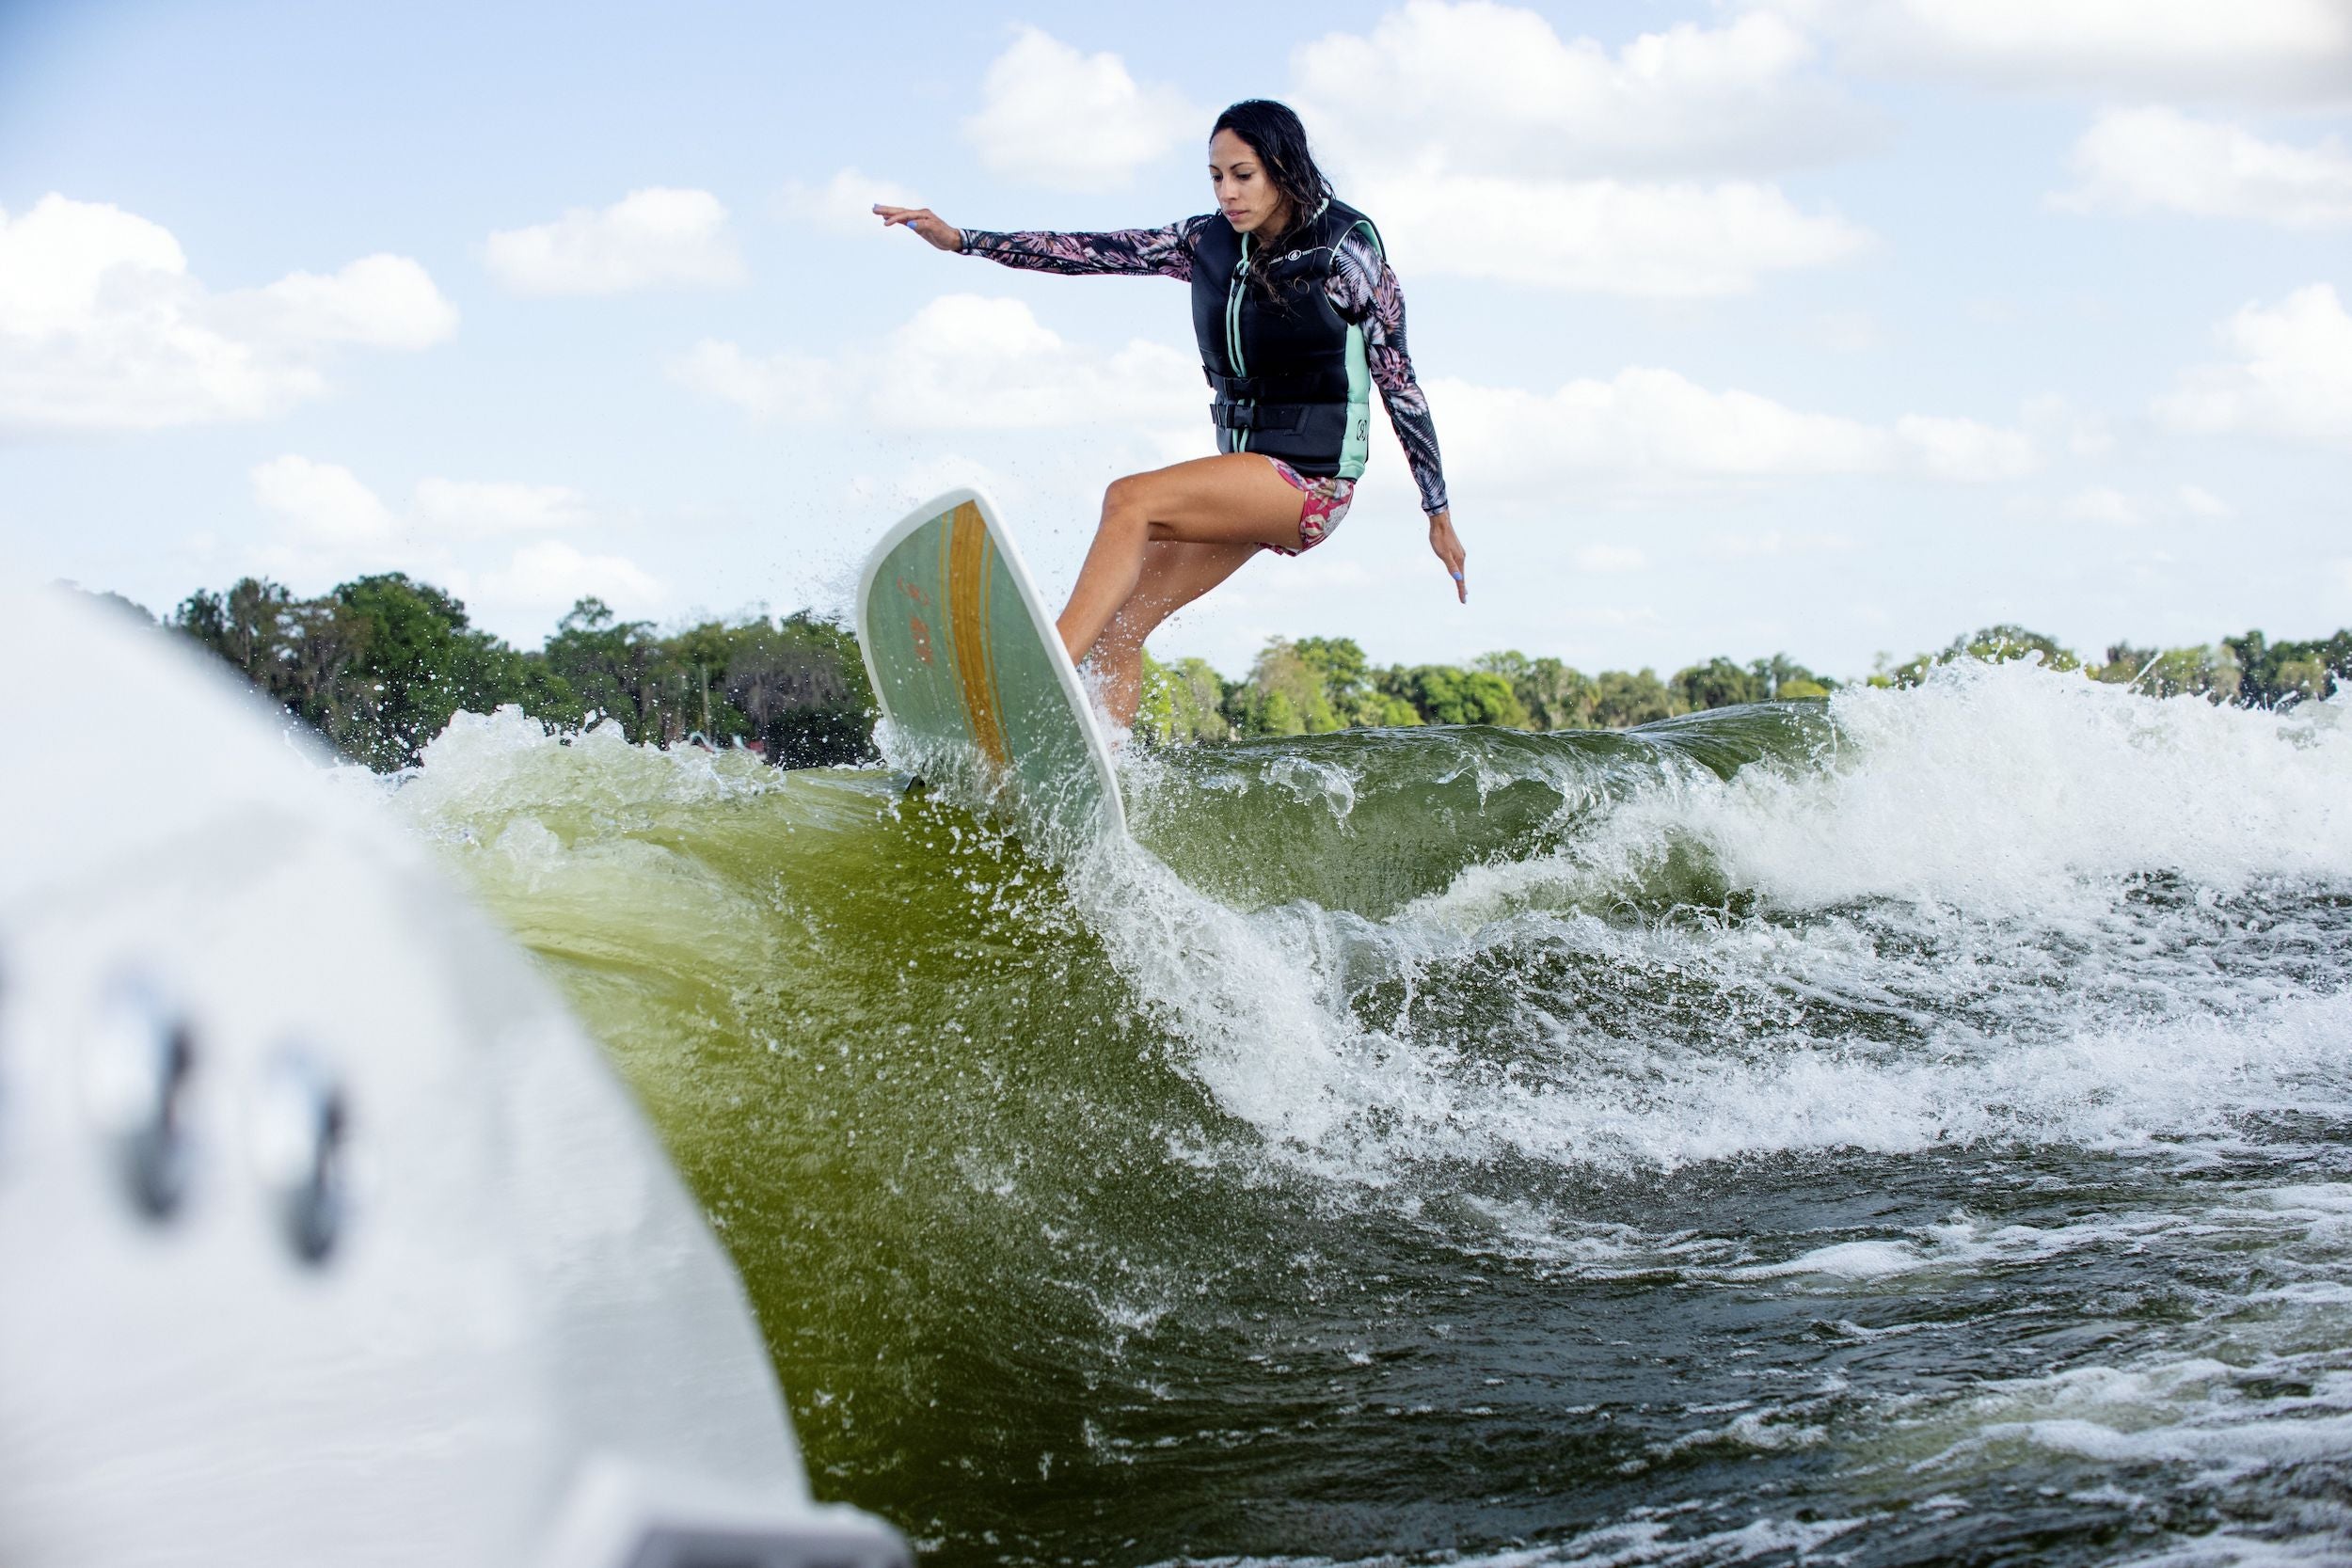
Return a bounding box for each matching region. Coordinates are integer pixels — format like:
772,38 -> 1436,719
4,0 -> 2347,678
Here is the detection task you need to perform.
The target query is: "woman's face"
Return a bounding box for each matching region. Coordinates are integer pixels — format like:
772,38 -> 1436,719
1209,129 -> 1287,236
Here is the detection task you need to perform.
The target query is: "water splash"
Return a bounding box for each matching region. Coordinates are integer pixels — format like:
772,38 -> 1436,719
386,662 -> 2352,1567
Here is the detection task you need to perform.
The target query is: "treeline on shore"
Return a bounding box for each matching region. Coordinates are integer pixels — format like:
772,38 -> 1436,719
109,573 -> 871,771
77,573 -> 2352,772
1148,621 -> 2352,743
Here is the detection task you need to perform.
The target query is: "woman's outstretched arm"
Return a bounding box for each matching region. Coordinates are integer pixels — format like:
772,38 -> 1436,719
1329,232 -> 1465,601
875,205 -> 1199,280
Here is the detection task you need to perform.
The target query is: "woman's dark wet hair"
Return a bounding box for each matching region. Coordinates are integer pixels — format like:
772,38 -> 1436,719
1211,99 -> 1333,265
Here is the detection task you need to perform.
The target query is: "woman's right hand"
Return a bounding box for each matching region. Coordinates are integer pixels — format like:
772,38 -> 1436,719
874,205 -> 963,252
1429,510 -> 1467,603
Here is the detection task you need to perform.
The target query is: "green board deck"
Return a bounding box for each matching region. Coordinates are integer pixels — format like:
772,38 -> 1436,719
856,489 -> 1127,847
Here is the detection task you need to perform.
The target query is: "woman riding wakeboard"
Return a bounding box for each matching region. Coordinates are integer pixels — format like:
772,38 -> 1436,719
876,97 -> 1462,730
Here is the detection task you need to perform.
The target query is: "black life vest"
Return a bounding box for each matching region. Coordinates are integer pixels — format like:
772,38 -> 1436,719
1189,198 -> 1382,481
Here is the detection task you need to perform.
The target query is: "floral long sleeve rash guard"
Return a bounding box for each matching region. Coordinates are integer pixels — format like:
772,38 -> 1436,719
960,217 -> 1451,516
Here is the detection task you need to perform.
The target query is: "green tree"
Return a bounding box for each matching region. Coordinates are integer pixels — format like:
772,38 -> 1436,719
161,557 -> 2352,774
174,577 -> 378,743
2274,654 -> 2335,704
1137,652 -> 1230,744
1893,624 -> 2081,686
1960,625 -> 2078,669
2226,627 -> 2351,706
720,611 -> 876,766
1590,668 -> 1679,727
2090,643 -> 2158,686
1670,656 -> 1765,711
2137,644 -> 2242,702
1475,650 -> 1594,730
1237,638 -> 1343,735
167,576 -> 868,768
331,573 -> 546,768
667,619 -> 754,743
1748,653 -> 1835,700
2095,638 -> 2280,703
1377,663 -> 1529,727
542,597 -> 666,742
1255,689 -> 1304,736
175,578 -> 301,691
65,584 -> 156,625
1292,636 -> 1377,725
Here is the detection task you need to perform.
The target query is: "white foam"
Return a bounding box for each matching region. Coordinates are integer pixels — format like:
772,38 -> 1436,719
1153,1513 -> 1868,1568
1112,877 -> 2352,1175
1705,660 -> 2352,911
1067,662 -> 2352,1180
382,675 -> 2352,1195
389,705 -> 787,831
2262,1184 -> 2352,1215
2122,1529 -> 2352,1567
1417,661 -> 2352,934
1731,1239 -> 1925,1280
374,675 -> 2352,1564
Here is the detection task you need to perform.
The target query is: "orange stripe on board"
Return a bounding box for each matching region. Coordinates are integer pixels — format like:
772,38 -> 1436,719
946,502 -> 1009,771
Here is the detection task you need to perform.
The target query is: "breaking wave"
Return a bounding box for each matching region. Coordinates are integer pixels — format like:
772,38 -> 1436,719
389,658 -> 2352,1566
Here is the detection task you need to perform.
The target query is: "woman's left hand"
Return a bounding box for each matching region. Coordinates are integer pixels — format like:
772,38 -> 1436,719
1429,511 -> 1466,603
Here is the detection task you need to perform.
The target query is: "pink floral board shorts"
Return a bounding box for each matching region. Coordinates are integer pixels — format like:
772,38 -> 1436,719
1262,456 -> 1355,556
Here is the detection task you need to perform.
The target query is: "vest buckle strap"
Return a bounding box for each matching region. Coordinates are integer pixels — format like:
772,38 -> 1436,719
1210,402 -> 1312,434
1206,369 -> 1340,401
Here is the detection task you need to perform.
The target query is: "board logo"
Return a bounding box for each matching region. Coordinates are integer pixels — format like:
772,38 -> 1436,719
909,613 -> 933,665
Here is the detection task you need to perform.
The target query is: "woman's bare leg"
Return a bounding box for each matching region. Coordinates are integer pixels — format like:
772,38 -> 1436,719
1057,454 -> 1304,665
1088,538 -> 1260,727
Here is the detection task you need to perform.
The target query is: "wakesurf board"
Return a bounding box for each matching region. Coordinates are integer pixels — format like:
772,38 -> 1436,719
856,489 -> 1127,846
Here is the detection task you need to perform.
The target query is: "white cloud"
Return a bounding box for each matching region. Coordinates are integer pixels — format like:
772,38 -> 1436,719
870,294 -> 1198,431
1815,309 -> 1884,353
256,460 -> 592,546
667,339 -> 834,421
1892,413 -> 2039,483
2155,283 -> 2352,449
0,194 -> 454,434
2177,484 -> 2232,518
2056,107 -> 2352,228
963,28 -> 1199,193
2061,485 -> 2144,527
779,166 -> 924,238
252,455 -> 398,545
1436,365 -> 2036,488
2047,484 -> 2236,528
230,253 -> 459,349
675,293 -> 1200,436
0,194 -> 187,335
2020,392 -> 2116,459
246,460 -> 649,624
1708,529 -> 1858,557
1295,2 -> 1866,179
1360,174 -> 1869,297
456,540 -> 661,617
1775,0 -> 2352,103
1288,4 -> 1874,295
412,478 -> 590,537
1574,543 -> 1647,572
485,187 -> 744,295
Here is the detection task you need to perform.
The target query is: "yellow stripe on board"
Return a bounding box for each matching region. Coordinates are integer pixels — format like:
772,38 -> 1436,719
946,502 -> 1009,771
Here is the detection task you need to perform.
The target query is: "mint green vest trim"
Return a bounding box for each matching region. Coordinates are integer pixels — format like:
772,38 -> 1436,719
1336,218 -> 1381,481
1227,232 -> 1252,453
